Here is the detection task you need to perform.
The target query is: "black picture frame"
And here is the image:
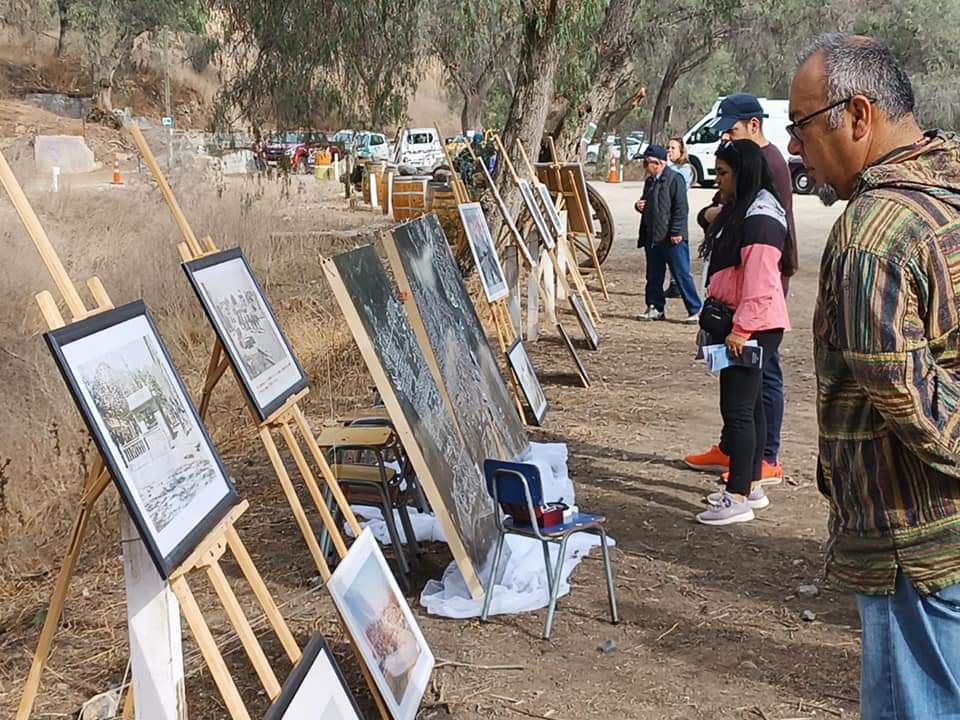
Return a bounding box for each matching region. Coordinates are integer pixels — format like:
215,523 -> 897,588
556,322 -> 591,388
264,633 -> 363,720
44,300 -> 240,579
518,179 -> 555,251
506,338 -> 548,427
569,292 -> 599,350
182,248 -> 309,421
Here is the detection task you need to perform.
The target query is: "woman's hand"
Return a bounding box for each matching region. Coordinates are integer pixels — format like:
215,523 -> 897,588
725,332 -> 748,357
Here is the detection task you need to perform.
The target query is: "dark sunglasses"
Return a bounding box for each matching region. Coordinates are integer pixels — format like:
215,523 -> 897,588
786,96 -> 876,143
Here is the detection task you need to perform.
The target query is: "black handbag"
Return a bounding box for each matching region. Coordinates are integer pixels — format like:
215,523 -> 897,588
699,297 -> 735,339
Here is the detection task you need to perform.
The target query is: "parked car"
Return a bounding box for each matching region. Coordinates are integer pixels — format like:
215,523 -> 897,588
332,129 -> 355,154
354,131 -> 391,162
789,156 -> 814,194
393,127 -> 445,170
260,130 -> 342,172
586,135 -> 645,164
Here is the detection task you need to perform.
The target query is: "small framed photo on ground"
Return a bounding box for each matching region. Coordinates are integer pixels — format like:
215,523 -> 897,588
569,292 -> 599,350
265,633 -> 363,720
328,528 -> 434,720
506,339 -> 548,426
556,322 -> 590,388
183,247 -> 308,421
518,179 -> 554,250
44,300 -> 240,579
459,203 -> 509,303
536,183 -> 564,240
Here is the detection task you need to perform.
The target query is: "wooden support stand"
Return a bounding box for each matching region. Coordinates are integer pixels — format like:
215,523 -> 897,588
128,125 -> 389,719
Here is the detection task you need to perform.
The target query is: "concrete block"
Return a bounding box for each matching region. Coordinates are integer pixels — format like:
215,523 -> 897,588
34,135 -> 96,175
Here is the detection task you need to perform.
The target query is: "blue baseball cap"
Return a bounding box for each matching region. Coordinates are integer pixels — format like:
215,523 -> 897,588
642,144 -> 667,162
708,93 -> 768,133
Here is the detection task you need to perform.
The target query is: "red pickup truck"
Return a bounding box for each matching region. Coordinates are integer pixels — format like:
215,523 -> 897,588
258,131 -> 342,172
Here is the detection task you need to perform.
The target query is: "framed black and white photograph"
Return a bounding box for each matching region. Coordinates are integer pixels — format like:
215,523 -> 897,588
45,300 -> 240,579
183,248 -> 308,421
536,183 -> 564,240
264,633 -> 363,720
506,339 -> 548,426
557,322 -> 590,388
328,528 -> 434,720
569,292 -> 600,351
518,179 -> 555,251
459,203 -> 509,303
476,158 -> 535,268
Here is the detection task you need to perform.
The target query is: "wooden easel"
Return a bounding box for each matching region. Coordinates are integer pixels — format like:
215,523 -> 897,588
494,135 -> 601,328
126,126 -> 391,719
0,151 -> 305,720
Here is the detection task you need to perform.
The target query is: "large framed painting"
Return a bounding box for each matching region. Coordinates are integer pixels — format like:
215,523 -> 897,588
476,158 -> 534,268
264,633 -> 363,720
569,292 -> 599,351
328,529 -> 434,720
183,247 -> 308,421
517,179 -> 554,250
44,300 -> 240,578
506,339 -> 548,427
459,203 -> 509,303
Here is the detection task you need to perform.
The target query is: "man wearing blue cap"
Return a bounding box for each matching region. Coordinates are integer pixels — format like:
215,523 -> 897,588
684,93 -> 797,483
635,144 -> 701,323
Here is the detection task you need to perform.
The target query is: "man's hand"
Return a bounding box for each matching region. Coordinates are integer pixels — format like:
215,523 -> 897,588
725,332 -> 748,357
634,199 -> 646,213
670,235 -> 683,245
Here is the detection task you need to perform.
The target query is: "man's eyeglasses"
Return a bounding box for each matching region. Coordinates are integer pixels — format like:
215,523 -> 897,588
786,96 -> 875,143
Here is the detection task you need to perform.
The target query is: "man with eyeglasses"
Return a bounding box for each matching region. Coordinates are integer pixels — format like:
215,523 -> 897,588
789,32 -> 960,718
684,93 -> 797,484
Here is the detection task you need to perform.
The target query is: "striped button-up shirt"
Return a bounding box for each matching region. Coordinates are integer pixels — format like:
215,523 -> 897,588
815,131 -> 960,595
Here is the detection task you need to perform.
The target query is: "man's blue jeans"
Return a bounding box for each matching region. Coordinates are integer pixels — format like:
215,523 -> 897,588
644,241 -> 701,316
761,350 -> 783,463
857,572 -> 960,719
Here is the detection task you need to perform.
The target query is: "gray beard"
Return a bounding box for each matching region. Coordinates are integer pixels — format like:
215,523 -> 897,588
817,183 -> 840,206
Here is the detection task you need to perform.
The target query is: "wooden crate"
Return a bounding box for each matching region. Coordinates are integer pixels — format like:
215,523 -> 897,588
392,176 -> 430,221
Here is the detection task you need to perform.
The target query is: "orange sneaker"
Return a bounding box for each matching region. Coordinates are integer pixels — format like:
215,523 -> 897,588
718,460 -> 784,487
684,444 -> 730,472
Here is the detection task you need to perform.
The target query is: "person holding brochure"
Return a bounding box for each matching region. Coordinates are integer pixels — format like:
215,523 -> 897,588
695,139 -> 790,526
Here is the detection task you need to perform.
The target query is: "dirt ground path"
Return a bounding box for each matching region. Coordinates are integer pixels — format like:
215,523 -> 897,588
0,182 -> 861,720
412,185 -> 858,720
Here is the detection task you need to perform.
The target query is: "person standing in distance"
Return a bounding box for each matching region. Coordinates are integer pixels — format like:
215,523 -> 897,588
684,93 -> 797,483
635,144 -> 701,323
790,32 -> 960,717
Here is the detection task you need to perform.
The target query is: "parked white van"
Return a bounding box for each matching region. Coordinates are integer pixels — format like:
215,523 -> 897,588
393,127 -> 445,170
683,98 -> 795,188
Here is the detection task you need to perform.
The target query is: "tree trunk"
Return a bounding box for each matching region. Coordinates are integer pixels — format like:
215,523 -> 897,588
647,55 -> 682,144
93,57 -> 118,113
552,0 -> 640,161
496,3 -> 564,207
461,90 -> 483,134
56,0 -> 69,57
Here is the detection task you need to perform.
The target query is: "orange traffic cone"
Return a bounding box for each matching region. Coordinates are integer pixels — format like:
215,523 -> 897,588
111,158 -> 122,185
607,155 -> 619,183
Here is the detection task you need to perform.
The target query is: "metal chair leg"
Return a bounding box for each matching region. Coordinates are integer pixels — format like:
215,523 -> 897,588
377,485 -> 410,585
540,540 -> 554,600
598,527 -> 619,625
481,532 -> 506,623
543,535 -> 570,641
396,501 -> 421,564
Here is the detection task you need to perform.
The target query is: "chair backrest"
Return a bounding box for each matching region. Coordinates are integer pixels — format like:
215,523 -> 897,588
482,459 -> 544,508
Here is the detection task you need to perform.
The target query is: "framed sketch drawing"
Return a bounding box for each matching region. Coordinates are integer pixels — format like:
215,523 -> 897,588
506,339 -> 548,426
476,158 -> 535,268
328,528 -> 434,720
569,292 -> 599,350
183,247 -> 308,421
518,179 -> 554,250
44,300 -> 240,578
536,183 -> 564,239
265,633 -> 363,720
556,322 -> 590,388
459,203 -> 509,303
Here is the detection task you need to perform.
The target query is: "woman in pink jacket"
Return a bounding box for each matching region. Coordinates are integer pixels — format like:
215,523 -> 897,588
695,139 -> 790,526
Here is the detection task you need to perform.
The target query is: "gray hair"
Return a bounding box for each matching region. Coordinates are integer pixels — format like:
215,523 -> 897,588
798,33 -> 915,128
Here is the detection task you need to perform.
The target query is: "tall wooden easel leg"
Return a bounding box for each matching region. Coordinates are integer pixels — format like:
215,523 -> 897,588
16,459 -> 109,720
198,340 -> 229,422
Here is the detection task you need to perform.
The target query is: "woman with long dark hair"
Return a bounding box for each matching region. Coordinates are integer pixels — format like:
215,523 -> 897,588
696,139 -> 790,525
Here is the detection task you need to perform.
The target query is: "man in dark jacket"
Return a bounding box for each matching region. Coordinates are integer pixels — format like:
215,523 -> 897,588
636,144 -> 701,322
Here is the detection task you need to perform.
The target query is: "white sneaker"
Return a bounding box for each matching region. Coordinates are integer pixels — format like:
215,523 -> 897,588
638,306 -> 665,321
696,492 -> 755,525
707,485 -> 769,510
684,313 -> 700,325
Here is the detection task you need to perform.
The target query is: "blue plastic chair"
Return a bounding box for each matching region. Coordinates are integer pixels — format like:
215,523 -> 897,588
480,459 -> 619,640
